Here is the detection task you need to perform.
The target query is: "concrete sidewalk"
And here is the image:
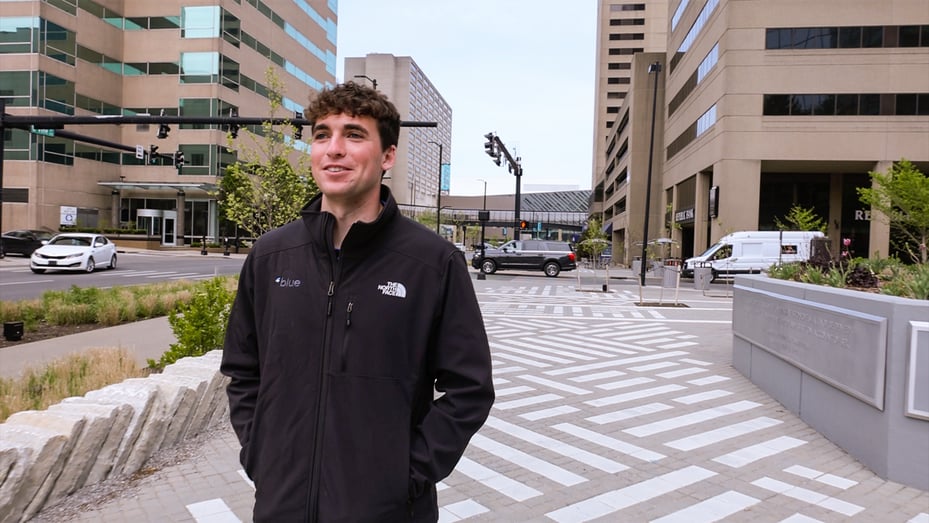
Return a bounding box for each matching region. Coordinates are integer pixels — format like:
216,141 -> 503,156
0,316 -> 176,379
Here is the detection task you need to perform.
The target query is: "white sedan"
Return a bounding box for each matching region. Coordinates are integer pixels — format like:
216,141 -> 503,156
30,233 -> 118,274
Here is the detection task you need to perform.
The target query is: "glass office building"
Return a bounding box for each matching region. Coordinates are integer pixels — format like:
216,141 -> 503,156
1,0 -> 336,246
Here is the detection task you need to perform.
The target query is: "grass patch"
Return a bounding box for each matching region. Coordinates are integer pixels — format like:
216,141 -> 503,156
0,348 -> 150,422
0,276 -> 238,421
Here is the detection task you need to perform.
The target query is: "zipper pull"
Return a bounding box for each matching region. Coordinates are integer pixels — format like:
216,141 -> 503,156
326,281 -> 335,316
346,302 -> 353,327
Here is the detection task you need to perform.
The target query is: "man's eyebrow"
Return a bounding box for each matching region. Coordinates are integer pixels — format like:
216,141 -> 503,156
343,122 -> 369,134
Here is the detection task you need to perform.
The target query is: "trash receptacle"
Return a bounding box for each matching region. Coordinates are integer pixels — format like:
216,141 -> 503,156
631,257 -> 642,276
694,266 -> 713,290
662,266 -> 678,288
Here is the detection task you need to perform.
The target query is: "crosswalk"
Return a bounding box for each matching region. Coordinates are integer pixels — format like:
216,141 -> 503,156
170,281 -> 928,522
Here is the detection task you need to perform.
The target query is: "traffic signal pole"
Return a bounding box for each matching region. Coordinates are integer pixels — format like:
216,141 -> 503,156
483,132 -> 523,237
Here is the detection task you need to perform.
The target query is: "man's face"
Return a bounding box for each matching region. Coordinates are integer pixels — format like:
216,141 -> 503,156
310,113 -> 396,206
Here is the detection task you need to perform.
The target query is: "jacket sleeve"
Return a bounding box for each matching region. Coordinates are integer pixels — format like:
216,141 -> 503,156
408,251 -> 495,491
220,253 -> 260,449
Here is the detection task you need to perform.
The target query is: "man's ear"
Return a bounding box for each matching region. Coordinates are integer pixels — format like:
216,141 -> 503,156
381,144 -> 397,172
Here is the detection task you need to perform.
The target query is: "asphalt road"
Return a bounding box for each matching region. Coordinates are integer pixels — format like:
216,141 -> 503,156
0,251 -> 245,301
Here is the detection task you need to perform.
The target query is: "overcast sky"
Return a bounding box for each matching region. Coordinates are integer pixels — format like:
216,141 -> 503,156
335,1 -> 598,196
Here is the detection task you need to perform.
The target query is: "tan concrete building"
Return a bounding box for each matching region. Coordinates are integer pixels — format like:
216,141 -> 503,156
1,0 -> 335,246
591,0 -> 669,222
594,0 -> 929,265
344,54 -> 452,210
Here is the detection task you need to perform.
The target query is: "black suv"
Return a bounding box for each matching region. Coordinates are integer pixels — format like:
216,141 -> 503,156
471,240 -> 577,277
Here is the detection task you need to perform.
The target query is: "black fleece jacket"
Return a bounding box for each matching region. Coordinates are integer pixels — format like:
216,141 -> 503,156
220,186 -> 494,522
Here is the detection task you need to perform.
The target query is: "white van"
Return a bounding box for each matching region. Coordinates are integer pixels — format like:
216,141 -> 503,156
682,230 -> 825,279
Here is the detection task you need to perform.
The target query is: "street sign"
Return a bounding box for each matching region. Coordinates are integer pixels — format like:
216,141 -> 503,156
135,145 -> 144,159
30,126 -> 55,137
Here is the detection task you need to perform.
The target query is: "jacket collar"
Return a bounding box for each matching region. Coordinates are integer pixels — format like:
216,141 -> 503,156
301,185 -> 398,257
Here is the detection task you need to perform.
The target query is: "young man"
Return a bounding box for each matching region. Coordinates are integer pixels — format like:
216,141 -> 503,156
220,82 -> 495,522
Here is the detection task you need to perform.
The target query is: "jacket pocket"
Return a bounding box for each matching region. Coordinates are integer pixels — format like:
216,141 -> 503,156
319,374 -> 412,520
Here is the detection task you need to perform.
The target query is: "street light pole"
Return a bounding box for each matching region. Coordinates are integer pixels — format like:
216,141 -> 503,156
476,178 -> 488,280
353,74 -> 377,90
640,61 -> 662,286
428,140 -> 443,235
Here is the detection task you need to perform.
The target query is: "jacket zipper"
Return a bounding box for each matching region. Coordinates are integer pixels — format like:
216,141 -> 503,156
339,301 -> 354,372
306,279 -> 336,520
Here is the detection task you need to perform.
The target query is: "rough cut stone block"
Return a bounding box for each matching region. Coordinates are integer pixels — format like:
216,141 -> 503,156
122,375 -> 201,452
84,382 -> 156,478
0,418 -> 78,522
94,380 -> 173,476
0,444 -> 30,523
5,410 -> 105,509
38,406 -> 115,501
56,399 -> 132,484
162,351 -> 227,437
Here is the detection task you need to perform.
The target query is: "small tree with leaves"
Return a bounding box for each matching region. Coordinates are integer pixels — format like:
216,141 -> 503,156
775,205 -> 827,233
576,218 -> 609,261
857,159 -> 929,264
218,68 -> 317,237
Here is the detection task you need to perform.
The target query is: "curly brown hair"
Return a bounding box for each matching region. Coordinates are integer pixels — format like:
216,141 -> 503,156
305,81 -> 400,151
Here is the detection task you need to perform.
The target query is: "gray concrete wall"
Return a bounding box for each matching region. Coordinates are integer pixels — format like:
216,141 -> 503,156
732,275 -> 929,490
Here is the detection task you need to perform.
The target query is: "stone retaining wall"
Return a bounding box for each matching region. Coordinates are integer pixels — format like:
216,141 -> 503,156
0,351 -> 229,523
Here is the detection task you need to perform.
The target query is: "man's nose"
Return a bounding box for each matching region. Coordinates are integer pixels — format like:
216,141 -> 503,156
326,134 -> 346,156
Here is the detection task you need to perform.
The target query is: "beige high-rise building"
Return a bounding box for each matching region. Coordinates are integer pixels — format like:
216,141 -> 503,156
593,0 -> 929,265
591,0 -> 669,210
1,0 -> 336,246
344,53 -> 452,211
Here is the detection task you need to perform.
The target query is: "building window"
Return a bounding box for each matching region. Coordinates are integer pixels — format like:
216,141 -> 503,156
181,6 -> 221,39
767,25 -> 929,49
763,93 -> 928,116
696,104 -> 717,136
180,52 -> 219,84
0,16 -> 38,54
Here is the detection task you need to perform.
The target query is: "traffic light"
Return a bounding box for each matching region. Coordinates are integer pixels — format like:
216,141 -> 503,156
156,109 -> 170,139
149,144 -> 159,164
293,111 -> 304,140
174,150 -> 185,171
519,220 -> 528,230
228,107 -> 239,138
483,132 -> 495,157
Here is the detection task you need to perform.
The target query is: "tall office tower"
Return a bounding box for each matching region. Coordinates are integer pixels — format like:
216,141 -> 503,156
661,0 -> 929,258
591,1 -> 669,209
344,54 -> 452,210
593,0 -> 928,265
0,1 -> 336,246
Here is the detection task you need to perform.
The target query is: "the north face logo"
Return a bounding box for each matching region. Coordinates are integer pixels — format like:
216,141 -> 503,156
377,281 -> 407,298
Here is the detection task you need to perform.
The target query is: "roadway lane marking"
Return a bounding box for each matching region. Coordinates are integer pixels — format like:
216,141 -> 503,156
484,416 -> 628,474
545,466 -> 717,522
186,498 -> 241,522
650,490 -> 760,523
0,279 -> 54,285
454,456 -> 542,501
469,433 -> 587,487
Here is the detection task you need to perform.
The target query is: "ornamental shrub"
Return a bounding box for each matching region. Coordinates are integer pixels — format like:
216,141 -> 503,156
149,276 -> 236,370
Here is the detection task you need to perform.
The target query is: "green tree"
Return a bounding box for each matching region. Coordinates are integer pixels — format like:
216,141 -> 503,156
218,68 -> 317,237
576,218 -> 609,260
775,205 -> 827,232
857,159 -> 929,263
